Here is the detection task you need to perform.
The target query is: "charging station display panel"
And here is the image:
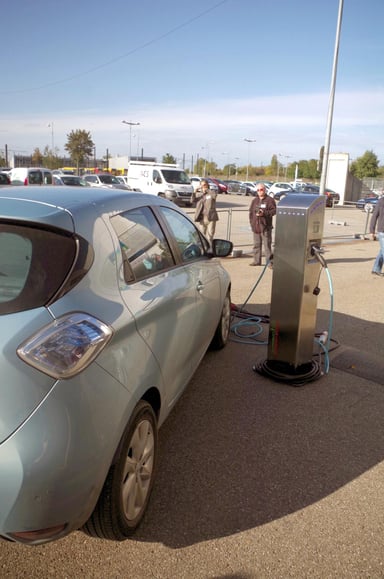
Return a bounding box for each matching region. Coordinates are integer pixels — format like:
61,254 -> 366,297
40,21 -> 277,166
268,194 -> 325,368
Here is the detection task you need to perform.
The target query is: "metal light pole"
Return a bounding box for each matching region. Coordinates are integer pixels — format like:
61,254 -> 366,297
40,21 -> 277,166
319,0 -> 344,195
244,138 -> 256,181
48,122 -> 54,152
278,153 -> 291,180
122,120 -> 140,160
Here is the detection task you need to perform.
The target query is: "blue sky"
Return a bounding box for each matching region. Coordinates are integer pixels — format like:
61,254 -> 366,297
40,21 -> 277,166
1,0 -> 384,169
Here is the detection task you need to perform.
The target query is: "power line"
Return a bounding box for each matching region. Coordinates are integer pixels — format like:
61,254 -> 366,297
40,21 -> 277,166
1,0 -> 230,95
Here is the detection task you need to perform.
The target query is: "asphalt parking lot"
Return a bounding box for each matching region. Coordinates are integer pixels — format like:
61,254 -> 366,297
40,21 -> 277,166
1,197 -> 383,578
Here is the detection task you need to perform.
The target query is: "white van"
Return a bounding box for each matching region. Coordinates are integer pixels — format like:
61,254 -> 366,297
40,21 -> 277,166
10,167 -> 53,186
127,161 -> 193,206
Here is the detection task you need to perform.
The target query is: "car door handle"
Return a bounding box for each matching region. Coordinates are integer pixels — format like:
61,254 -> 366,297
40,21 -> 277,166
196,281 -> 204,293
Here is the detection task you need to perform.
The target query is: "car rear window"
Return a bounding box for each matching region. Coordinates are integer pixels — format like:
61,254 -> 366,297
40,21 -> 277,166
0,223 -> 91,314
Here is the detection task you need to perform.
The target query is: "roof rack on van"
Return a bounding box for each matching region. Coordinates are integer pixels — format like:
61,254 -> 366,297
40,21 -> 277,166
127,161 -> 179,169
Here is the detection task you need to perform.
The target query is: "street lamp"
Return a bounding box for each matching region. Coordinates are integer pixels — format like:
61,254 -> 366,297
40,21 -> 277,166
277,153 -> 291,180
122,120 -> 140,160
244,138 -> 256,181
234,156 -> 240,176
221,152 -> 230,177
319,0 -> 344,195
48,122 -> 54,152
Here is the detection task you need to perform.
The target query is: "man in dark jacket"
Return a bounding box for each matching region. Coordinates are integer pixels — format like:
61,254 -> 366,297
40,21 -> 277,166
194,179 -> 218,244
249,184 -> 276,266
369,195 -> 384,277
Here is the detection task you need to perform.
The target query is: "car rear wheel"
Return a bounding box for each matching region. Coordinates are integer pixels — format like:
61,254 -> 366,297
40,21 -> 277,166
83,400 -> 158,540
209,290 -> 231,350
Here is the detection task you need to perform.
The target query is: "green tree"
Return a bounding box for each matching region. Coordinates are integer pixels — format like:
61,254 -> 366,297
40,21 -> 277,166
265,154 -> 278,177
31,147 -> 44,166
65,130 -> 94,173
350,150 -> 379,179
162,153 -> 177,164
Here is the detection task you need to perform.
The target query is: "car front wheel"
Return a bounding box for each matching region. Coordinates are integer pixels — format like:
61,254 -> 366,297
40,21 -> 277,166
83,400 -> 158,540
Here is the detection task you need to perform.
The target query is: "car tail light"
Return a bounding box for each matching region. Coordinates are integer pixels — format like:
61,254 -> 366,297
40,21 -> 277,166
17,313 -> 113,379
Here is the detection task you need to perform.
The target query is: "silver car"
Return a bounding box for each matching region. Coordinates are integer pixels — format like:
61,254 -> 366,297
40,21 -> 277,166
0,187 -> 232,545
83,172 -> 131,190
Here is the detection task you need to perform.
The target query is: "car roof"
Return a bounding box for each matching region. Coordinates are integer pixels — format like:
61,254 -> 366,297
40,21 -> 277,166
0,186 -> 184,233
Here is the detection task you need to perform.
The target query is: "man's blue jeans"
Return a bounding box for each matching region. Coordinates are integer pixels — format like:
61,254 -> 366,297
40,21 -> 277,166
373,231 -> 384,273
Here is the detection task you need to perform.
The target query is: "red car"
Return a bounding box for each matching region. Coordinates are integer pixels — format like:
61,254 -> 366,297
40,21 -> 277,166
208,177 -> 228,194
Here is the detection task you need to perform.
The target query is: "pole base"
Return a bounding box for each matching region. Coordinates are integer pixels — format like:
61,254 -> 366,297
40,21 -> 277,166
253,359 -> 323,386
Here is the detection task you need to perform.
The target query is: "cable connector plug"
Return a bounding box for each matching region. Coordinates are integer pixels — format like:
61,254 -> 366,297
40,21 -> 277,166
319,331 -> 328,344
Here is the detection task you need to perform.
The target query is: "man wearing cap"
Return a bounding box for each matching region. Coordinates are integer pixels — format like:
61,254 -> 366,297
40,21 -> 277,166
370,194 -> 384,277
249,184 -> 276,267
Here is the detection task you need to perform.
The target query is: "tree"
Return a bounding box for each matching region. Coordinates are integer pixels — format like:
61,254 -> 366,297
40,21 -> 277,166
65,130 -> 94,173
350,150 -> 379,179
31,147 -> 43,166
162,153 -> 177,164
265,154 -> 278,177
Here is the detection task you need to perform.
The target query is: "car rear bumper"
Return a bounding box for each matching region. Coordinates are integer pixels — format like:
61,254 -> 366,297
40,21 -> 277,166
0,364 -> 134,544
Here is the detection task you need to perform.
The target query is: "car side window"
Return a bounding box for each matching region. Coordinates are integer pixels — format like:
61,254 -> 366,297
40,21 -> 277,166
29,171 -> 43,185
110,207 -> 175,283
44,172 -> 53,185
153,170 -> 162,184
159,206 -> 207,262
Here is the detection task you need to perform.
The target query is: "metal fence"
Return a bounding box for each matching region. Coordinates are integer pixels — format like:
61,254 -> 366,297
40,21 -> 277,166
185,203 -> 374,250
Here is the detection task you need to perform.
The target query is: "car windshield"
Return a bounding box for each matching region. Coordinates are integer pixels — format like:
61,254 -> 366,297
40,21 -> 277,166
99,175 -> 120,185
161,170 -> 191,185
62,176 -> 86,186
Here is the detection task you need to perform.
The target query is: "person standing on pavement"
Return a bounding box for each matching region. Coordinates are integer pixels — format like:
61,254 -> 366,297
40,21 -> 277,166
369,195 -> 384,277
249,184 -> 276,267
194,179 -> 218,245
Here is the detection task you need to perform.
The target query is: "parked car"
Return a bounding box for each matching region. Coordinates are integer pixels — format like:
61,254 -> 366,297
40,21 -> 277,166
83,173 -> 130,190
0,172 -> 11,186
238,181 -> 258,196
223,179 -> 242,193
301,184 -> 340,207
208,177 -> 228,194
53,174 -> 88,187
268,182 -> 295,198
115,175 -> 129,186
190,177 -> 218,194
9,167 -> 53,186
52,169 -> 76,176
190,177 -> 202,192
273,184 -> 340,207
356,192 -> 380,212
251,180 -> 272,193
205,178 -> 219,193
0,186 -> 232,545
272,187 -> 296,201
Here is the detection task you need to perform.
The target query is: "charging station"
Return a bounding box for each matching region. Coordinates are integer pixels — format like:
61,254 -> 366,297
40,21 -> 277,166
257,194 -> 326,384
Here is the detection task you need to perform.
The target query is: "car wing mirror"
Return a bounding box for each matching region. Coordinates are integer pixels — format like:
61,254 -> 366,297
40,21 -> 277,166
210,239 -> 233,258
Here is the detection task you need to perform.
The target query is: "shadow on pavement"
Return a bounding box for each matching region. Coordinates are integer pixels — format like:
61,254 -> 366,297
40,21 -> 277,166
133,309 -> 384,548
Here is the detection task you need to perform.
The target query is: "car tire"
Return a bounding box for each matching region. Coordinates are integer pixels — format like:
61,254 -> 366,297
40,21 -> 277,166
83,400 -> 158,541
209,290 -> 231,350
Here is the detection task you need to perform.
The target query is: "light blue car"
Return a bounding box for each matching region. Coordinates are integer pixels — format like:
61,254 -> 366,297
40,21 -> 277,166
0,186 -> 232,545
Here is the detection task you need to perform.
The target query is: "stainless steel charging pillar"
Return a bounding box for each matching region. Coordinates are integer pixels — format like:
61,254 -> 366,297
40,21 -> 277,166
268,194 -> 325,370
